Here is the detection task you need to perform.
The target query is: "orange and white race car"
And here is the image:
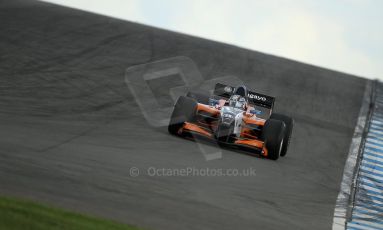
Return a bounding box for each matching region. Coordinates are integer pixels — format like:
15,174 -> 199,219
168,83 -> 293,160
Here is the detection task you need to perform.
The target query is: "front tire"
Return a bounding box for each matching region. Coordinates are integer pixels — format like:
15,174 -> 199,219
261,119 -> 286,160
168,96 -> 197,135
270,113 -> 293,157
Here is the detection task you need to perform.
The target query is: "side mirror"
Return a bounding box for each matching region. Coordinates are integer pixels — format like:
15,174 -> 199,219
250,109 -> 262,115
209,98 -> 219,107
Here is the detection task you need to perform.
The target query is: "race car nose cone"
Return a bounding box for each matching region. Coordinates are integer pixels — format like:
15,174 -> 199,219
222,117 -> 234,125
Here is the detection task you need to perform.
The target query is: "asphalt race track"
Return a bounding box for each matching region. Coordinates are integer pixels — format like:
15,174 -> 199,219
0,1 -> 368,229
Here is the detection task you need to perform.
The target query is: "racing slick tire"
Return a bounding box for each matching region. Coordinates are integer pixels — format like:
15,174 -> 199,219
270,113 -> 294,157
261,119 -> 286,160
186,90 -> 210,104
168,96 -> 197,135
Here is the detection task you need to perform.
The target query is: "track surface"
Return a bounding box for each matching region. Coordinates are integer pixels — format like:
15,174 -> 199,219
0,1 -> 368,229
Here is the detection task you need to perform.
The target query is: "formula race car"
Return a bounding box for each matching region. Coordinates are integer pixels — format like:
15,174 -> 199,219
168,83 -> 293,160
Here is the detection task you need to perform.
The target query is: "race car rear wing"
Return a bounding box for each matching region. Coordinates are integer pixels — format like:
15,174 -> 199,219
213,83 -> 275,109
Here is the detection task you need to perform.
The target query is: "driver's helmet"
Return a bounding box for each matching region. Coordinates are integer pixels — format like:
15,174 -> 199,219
229,94 -> 247,109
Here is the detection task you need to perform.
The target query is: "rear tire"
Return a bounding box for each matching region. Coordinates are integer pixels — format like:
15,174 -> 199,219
270,113 -> 293,157
168,96 -> 197,135
261,119 -> 286,160
186,90 -> 210,104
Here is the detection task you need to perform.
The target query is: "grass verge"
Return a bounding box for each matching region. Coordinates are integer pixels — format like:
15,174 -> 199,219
0,196 -> 143,230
